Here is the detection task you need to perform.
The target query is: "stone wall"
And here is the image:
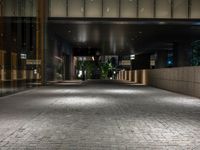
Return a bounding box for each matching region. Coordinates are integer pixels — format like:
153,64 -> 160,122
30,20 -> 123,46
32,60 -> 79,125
117,70 -> 148,85
148,67 -> 200,98
117,66 -> 200,98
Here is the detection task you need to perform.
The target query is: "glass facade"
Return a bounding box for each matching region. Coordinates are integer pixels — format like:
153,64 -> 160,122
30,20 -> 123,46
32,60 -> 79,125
0,17 -> 38,96
3,0 -> 36,17
0,0 -> 42,96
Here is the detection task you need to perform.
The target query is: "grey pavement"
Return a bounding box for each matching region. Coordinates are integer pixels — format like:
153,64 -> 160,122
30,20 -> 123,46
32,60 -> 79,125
0,80 -> 200,150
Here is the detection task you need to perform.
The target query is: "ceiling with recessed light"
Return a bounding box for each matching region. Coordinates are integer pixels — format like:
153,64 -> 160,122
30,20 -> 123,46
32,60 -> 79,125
48,18 -> 200,55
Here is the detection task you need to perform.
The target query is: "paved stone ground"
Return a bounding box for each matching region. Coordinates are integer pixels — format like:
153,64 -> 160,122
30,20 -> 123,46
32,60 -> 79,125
0,80 -> 200,150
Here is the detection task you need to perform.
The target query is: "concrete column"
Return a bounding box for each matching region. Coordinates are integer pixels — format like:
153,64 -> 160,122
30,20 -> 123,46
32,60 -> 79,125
131,70 -> 135,82
129,70 -> 132,81
125,71 -> 127,80
119,71 -> 122,80
36,0 -> 48,85
141,70 -> 148,85
134,70 -> 138,83
173,42 -> 191,67
121,71 -> 123,80
156,50 -> 168,68
122,70 -> 125,80
0,15 -> 4,94
126,71 -> 129,81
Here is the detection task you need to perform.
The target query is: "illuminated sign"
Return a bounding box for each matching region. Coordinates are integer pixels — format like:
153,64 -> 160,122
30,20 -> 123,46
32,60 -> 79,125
130,54 -> 135,60
26,59 -> 41,65
20,53 -> 27,59
119,60 -> 131,66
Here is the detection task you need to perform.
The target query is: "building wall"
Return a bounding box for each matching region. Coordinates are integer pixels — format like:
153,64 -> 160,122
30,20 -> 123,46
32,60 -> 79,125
118,66 -> 200,98
47,32 -> 73,81
0,19 -> 39,97
147,67 -> 200,98
1,0 -> 200,19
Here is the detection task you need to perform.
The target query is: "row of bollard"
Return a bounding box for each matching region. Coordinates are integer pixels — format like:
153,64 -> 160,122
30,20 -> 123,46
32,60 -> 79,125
117,70 -> 148,85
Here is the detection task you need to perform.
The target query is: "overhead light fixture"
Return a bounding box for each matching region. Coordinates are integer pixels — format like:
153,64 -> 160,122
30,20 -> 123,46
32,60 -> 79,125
78,70 -> 82,78
92,56 -> 95,61
34,69 -> 37,75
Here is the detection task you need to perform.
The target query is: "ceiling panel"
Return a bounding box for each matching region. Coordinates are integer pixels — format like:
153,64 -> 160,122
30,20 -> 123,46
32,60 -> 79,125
48,19 -> 200,55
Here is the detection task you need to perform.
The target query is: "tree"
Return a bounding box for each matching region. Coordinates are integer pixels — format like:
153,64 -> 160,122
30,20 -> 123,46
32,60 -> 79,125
191,40 -> 200,66
100,59 -> 113,79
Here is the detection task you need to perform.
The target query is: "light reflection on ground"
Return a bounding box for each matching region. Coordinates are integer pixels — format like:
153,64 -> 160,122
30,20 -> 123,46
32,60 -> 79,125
0,80 -> 200,149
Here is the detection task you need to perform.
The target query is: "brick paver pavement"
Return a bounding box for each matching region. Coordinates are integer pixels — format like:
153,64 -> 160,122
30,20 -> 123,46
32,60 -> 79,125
0,80 -> 200,150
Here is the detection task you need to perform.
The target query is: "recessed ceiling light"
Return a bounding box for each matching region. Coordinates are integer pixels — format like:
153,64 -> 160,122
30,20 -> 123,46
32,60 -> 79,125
68,30 -> 71,33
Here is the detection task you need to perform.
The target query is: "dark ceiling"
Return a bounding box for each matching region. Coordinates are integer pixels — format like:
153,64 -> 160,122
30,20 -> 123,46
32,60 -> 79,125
48,18 -> 200,55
